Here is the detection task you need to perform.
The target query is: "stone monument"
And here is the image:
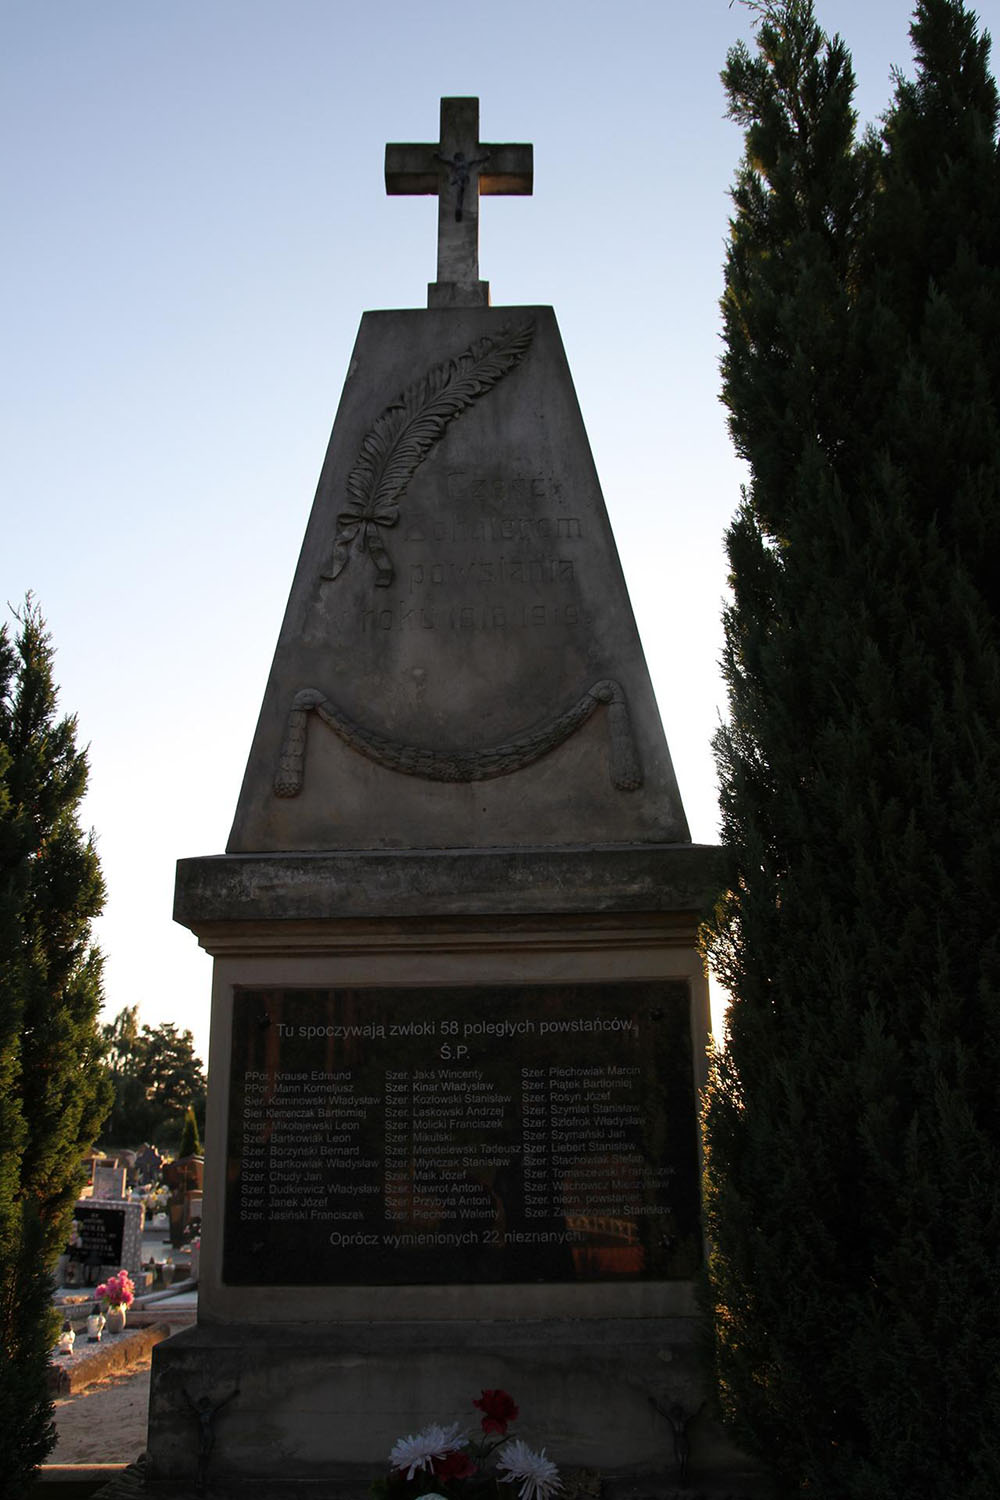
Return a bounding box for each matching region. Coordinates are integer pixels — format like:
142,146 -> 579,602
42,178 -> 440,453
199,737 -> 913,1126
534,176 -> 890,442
147,97 -> 725,1492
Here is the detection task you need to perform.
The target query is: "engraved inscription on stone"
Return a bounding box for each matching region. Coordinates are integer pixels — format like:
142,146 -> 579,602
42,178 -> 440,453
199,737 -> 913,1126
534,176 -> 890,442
68,1205 -> 126,1268
389,469 -> 584,640
224,983 -> 701,1286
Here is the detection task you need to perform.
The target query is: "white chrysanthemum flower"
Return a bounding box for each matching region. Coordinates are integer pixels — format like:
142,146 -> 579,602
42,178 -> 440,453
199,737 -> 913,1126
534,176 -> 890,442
497,1438 -> 562,1500
389,1423 -> 466,1479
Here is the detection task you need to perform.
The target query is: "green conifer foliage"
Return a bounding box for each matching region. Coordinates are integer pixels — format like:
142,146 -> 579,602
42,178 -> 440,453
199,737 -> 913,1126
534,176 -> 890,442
703,3 -> 1000,1495
178,1104 -> 203,1160
0,601 -> 112,1492
100,1008 -> 207,1149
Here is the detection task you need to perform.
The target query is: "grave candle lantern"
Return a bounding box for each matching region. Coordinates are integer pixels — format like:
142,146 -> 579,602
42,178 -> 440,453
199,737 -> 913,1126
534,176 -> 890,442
86,1304 -> 105,1342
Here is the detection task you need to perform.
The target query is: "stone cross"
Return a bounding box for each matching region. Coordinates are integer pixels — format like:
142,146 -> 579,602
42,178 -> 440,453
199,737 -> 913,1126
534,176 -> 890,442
385,97 -> 533,309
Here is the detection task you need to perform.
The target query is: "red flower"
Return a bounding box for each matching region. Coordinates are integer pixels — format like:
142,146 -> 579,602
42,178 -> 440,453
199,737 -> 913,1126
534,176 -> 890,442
473,1388 -> 519,1435
433,1450 -> 478,1481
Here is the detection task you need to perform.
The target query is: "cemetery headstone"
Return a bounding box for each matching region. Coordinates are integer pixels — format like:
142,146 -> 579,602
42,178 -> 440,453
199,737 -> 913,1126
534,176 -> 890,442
135,1142 -> 166,1186
147,97 -> 731,1493
66,1199 -> 144,1286
91,1161 -> 127,1200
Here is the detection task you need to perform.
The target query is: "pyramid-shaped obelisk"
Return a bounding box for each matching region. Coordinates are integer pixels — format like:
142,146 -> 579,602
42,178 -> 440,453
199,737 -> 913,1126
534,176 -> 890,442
227,97 -> 689,854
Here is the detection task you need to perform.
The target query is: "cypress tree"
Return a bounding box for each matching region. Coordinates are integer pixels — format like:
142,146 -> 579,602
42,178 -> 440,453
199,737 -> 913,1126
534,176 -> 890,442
702,3 -> 1000,1496
178,1104 -> 203,1160
0,600 -> 112,1493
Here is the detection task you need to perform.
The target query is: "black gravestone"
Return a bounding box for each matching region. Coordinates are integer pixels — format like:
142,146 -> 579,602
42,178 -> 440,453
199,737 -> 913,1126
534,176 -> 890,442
224,980 -> 701,1285
68,1204 -> 126,1280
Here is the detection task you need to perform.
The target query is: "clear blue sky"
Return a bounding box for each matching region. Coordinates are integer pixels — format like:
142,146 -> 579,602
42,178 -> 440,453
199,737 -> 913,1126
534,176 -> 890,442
2,0 -> 951,1063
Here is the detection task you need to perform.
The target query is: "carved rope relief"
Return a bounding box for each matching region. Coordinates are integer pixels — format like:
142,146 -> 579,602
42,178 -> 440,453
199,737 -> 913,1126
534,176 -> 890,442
273,679 -> 642,797
321,321 -> 535,590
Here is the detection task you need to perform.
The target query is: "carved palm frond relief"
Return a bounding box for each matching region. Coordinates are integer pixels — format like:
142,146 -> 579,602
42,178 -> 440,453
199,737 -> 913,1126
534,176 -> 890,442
321,321 -> 535,587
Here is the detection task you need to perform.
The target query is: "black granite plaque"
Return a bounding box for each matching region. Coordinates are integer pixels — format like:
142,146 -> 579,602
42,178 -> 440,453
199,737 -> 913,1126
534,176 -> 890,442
68,1205 -> 125,1266
223,982 -> 701,1285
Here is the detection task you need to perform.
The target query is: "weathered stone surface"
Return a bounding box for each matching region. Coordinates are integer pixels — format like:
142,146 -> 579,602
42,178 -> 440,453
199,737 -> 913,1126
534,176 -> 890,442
146,1318 -> 738,1484
187,902 -> 714,1336
227,307 -> 689,855
48,1322 -> 170,1396
175,845 -> 722,926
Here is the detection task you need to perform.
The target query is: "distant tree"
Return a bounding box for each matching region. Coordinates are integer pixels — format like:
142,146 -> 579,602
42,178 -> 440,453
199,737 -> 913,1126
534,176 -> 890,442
702,1 -> 1000,1495
178,1104 -> 202,1159
101,1010 -> 206,1149
0,599 -> 112,1491
101,1003 -> 149,1143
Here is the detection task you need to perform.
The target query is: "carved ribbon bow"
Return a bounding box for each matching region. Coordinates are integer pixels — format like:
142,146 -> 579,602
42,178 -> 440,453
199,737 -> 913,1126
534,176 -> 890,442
322,498 -> 399,588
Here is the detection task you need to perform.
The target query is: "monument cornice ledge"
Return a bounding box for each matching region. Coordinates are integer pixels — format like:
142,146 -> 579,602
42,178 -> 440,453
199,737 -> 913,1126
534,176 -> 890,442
174,843 -> 722,929
367,301 -> 555,313
180,915 -> 710,959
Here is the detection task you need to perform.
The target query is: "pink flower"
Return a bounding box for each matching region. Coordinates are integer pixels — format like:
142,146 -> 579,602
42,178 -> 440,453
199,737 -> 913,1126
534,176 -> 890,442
99,1269 -> 135,1309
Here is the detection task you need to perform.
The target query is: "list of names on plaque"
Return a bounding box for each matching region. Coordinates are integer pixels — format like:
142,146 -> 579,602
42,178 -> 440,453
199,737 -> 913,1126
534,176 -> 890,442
224,983 -> 701,1286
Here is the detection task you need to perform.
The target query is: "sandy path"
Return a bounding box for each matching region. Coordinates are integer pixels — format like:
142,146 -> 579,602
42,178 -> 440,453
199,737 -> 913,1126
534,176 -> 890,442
50,1356 -> 152,1464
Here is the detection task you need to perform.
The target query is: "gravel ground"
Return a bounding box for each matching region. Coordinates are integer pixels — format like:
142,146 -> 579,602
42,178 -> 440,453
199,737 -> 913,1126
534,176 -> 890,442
50,1356 -> 152,1464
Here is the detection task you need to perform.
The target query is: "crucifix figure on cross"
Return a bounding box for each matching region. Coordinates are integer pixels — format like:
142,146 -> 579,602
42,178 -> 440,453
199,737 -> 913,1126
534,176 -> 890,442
385,97 -> 533,308
435,148 -> 491,223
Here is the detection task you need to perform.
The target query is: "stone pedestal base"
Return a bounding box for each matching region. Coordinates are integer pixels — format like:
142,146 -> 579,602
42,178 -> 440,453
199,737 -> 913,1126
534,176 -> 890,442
145,1312 -> 746,1493
154,849 -> 737,1493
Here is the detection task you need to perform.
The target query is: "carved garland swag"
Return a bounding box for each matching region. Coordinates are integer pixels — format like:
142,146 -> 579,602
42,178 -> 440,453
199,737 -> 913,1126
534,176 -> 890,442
274,321 -> 642,796
273,679 -> 642,797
